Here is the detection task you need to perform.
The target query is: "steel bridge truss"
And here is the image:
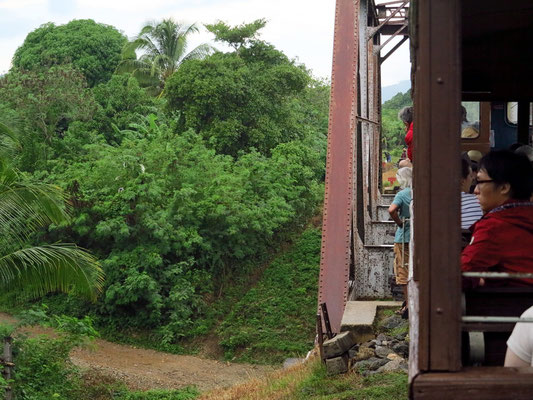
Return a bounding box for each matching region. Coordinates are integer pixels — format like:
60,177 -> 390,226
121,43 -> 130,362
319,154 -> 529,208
318,0 -> 409,333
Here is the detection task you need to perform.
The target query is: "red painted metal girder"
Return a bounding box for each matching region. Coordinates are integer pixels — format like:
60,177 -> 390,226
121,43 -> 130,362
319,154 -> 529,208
318,0 -> 359,333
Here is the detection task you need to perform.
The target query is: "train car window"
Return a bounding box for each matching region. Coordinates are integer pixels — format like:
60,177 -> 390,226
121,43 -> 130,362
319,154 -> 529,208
506,102 -> 533,126
461,101 -> 480,139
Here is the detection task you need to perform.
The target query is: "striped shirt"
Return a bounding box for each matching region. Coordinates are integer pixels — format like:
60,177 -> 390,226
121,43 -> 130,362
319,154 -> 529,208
461,192 -> 483,230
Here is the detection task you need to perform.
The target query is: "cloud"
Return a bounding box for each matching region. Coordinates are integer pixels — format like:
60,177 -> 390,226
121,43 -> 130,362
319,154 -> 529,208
167,0 -> 335,78
48,0 -> 77,14
0,0 -> 43,10
381,39 -> 411,86
0,0 -> 410,84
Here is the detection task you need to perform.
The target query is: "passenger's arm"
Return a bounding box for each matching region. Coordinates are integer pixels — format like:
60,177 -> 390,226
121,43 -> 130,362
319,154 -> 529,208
505,311 -> 533,367
504,348 -> 530,367
388,204 -> 403,227
461,221 -> 501,272
461,221 -> 501,288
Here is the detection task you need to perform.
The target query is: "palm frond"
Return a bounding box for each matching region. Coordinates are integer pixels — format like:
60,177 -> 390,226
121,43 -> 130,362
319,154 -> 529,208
0,172 -> 70,245
181,43 -> 214,63
0,244 -> 104,301
0,123 -> 20,158
138,22 -> 157,37
116,59 -> 151,75
132,69 -> 161,87
119,18 -> 209,94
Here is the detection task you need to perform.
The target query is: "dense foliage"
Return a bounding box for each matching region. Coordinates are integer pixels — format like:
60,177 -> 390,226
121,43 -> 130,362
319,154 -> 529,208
0,19 -> 329,351
219,228 -> 321,364
381,89 -> 412,155
205,19 -> 267,51
4,317 -> 198,399
165,42 -> 313,156
0,65 -> 96,171
12,20 -> 126,87
117,19 -> 211,95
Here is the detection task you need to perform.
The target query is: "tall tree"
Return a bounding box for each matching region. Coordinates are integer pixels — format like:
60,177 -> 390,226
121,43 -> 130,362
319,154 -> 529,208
0,124 -> 103,301
205,19 -> 266,51
116,19 -> 211,95
12,20 -> 126,87
0,65 -> 96,172
165,32 -> 310,156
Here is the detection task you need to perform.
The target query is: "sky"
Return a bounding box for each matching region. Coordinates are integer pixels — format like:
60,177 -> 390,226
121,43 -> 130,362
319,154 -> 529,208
0,0 -> 411,87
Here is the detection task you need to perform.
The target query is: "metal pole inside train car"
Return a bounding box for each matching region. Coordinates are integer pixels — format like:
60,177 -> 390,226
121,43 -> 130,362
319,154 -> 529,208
517,101 -> 530,145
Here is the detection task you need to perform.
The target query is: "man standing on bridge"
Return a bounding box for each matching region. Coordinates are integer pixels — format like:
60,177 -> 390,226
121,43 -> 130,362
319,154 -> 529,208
388,167 -> 412,318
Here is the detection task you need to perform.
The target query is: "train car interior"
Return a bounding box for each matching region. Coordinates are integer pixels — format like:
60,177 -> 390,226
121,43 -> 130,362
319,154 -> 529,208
409,0 -> 533,398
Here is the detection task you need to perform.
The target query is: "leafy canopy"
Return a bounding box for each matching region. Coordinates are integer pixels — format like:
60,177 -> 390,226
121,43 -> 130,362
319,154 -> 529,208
117,19 -> 211,95
0,160 -> 103,301
205,19 -> 267,50
12,19 -> 126,87
165,41 -> 311,156
0,65 -> 96,171
381,89 -> 412,151
1,17 -> 329,349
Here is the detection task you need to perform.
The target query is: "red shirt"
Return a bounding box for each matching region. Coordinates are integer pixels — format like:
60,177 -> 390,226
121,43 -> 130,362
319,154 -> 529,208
405,122 -> 413,162
461,200 -> 533,287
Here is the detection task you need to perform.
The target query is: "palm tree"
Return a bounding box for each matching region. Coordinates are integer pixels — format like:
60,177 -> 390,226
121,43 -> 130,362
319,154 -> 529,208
116,19 -> 212,95
0,124 -> 103,301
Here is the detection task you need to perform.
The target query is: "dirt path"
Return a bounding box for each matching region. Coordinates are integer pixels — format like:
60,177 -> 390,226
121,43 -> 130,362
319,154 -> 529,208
0,313 -> 275,392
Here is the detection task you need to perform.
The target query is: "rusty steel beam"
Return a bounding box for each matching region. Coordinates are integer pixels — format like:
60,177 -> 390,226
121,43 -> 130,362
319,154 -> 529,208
377,0 -> 408,6
373,21 -> 409,54
368,0 -> 409,39
380,35 -> 408,63
318,0 -> 360,333
356,115 -> 380,125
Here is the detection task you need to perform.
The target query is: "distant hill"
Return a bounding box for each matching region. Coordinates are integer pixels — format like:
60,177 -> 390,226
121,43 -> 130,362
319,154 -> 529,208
382,80 -> 411,103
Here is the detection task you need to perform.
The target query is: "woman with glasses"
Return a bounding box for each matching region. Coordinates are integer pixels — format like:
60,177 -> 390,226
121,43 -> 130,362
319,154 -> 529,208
461,150 -> 533,288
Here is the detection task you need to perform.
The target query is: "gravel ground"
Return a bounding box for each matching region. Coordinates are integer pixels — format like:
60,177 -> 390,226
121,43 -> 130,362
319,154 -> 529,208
0,312 -> 275,392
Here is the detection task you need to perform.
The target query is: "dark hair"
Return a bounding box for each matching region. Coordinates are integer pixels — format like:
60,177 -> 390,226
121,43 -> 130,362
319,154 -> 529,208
461,157 -> 471,180
461,105 -> 467,122
479,150 -> 533,200
509,142 -> 524,152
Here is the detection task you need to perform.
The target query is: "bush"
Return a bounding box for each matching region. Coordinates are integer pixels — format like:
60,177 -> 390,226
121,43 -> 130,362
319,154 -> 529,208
12,19 -> 126,87
41,124 -> 323,344
218,228 -> 322,363
12,335 -> 80,399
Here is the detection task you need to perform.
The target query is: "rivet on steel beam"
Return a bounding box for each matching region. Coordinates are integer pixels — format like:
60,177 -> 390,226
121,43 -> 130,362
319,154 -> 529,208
436,77 -> 444,84
436,307 -> 443,314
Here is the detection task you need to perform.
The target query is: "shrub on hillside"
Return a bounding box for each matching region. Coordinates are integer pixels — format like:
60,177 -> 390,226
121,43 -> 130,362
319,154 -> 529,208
218,228 -> 322,363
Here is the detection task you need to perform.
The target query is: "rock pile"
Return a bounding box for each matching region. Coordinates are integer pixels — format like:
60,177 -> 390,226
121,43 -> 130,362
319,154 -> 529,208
323,315 -> 409,376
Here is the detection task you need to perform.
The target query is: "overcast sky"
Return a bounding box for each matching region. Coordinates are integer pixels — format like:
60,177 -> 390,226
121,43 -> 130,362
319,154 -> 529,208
0,0 -> 410,86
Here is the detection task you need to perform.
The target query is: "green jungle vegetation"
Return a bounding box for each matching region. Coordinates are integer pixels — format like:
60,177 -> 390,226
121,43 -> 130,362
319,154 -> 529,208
0,319 -> 199,400
0,17 -> 328,364
381,89 -> 413,160
0,16 -> 412,399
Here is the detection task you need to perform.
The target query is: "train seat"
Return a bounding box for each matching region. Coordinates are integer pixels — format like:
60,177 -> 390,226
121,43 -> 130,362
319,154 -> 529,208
462,287 -> 533,366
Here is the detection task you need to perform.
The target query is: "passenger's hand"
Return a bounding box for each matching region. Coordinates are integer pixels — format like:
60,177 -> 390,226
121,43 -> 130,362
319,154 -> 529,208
479,278 -> 486,286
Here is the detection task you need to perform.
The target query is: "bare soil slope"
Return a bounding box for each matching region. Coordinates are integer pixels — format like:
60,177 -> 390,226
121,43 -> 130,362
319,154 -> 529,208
0,313 -> 275,392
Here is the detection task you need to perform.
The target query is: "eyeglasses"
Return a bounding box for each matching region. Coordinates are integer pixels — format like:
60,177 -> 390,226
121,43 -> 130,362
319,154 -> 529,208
474,179 -> 494,186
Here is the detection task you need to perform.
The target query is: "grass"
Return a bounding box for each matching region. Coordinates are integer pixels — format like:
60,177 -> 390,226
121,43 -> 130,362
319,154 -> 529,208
374,308 -> 409,339
217,228 -> 321,364
76,369 -> 199,400
0,226 -> 322,365
198,356 -> 408,400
